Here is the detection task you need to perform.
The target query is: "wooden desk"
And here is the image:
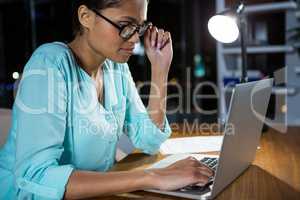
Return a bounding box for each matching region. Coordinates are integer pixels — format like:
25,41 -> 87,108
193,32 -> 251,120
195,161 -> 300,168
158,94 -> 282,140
94,127 -> 300,200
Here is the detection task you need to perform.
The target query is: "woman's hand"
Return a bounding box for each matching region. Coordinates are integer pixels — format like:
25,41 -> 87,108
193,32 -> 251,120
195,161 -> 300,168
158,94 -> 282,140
144,26 -> 173,79
146,157 -> 214,191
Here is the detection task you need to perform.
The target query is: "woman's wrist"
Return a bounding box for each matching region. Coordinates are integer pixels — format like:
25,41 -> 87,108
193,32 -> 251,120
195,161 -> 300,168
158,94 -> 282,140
151,73 -> 168,90
142,169 -> 160,190
151,66 -> 169,82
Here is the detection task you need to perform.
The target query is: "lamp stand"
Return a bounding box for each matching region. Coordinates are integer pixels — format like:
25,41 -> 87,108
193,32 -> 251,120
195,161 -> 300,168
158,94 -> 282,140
238,5 -> 248,83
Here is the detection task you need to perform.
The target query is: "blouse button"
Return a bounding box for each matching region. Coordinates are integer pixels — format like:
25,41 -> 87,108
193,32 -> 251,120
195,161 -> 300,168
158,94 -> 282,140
20,181 -> 27,187
105,114 -> 116,122
105,115 -> 111,121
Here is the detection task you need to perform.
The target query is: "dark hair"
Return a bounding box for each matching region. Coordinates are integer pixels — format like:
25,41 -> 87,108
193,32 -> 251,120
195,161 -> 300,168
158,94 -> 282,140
72,0 -> 149,36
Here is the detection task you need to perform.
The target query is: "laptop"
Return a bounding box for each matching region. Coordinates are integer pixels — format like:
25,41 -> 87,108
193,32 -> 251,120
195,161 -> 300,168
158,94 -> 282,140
145,78 -> 273,200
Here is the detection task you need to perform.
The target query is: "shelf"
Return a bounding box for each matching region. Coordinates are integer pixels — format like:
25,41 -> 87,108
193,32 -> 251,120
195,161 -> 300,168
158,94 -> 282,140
272,87 -> 296,95
244,1 -> 298,14
295,67 -> 300,75
225,86 -> 296,96
222,45 -> 295,55
222,70 -> 262,78
217,0 -> 300,126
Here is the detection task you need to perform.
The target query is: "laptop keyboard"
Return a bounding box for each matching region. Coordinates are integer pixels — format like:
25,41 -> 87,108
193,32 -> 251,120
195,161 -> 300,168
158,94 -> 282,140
200,157 -> 218,171
178,157 -> 219,193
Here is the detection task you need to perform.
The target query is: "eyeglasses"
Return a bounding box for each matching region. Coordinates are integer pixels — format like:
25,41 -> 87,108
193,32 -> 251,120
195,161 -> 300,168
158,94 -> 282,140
91,8 -> 152,40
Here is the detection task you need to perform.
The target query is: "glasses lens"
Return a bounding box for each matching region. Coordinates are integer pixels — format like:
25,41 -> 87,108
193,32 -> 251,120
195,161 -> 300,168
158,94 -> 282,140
120,25 -> 137,40
138,23 -> 152,36
120,22 -> 152,40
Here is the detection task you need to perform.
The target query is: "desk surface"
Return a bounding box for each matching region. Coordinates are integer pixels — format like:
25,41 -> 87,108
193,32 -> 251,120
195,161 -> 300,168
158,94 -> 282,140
93,127 -> 300,200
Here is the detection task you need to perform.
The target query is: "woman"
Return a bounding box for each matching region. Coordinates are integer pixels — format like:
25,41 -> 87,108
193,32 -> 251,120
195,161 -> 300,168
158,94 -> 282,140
0,0 -> 213,199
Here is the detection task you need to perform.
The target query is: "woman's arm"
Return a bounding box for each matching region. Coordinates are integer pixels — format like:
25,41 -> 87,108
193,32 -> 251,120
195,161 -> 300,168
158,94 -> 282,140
65,157 -> 213,199
65,170 -> 151,199
147,74 -> 168,130
144,26 -> 173,130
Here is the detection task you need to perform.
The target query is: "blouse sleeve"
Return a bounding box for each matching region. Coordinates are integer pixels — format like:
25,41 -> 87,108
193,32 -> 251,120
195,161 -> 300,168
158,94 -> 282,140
122,63 -> 172,155
14,52 -> 74,200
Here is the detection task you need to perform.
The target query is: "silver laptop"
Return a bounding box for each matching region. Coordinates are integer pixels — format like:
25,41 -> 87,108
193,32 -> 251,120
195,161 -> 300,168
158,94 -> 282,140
145,79 -> 273,200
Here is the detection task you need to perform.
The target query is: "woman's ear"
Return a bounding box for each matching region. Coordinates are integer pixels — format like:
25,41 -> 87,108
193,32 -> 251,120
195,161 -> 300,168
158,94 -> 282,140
77,5 -> 95,32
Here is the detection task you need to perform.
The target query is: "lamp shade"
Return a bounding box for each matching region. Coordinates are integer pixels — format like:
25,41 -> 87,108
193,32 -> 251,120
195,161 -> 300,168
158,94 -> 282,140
208,15 -> 240,43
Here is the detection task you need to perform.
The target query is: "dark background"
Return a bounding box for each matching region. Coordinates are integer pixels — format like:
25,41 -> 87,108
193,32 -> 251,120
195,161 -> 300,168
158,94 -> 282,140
0,0 -> 286,123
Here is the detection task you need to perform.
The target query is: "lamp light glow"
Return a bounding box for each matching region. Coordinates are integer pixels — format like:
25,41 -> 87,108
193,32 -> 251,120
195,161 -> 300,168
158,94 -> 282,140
12,72 -> 20,80
208,15 -> 240,43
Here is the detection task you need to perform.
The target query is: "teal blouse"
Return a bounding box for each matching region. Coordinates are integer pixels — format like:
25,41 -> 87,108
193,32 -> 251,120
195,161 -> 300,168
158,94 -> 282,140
0,42 -> 172,200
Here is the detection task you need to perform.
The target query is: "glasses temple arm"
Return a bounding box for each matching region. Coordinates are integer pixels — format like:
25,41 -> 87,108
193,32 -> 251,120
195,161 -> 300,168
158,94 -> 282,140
91,9 -> 122,30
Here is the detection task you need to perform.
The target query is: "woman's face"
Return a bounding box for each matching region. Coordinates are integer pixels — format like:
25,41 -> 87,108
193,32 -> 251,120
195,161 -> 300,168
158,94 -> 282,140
82,0 -> 148,63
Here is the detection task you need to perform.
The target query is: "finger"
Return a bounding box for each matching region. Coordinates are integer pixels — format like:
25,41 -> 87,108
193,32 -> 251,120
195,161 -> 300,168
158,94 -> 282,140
197,166 -> 214,177
157,29 -> 165,49
187,157 -> 211,169
186,157 -> 200,166
187,157 -> 206,167
195,180 -> 210,187
161,31 -> 170,47
151,26 -> 158,48
161,32 -> 172,49
194,172 -> 210,185
189,160 -> 201,167
148,25 -> 154,44
144,27 -> 151,49
188,156 -> 197,161
145,26 -> 154,49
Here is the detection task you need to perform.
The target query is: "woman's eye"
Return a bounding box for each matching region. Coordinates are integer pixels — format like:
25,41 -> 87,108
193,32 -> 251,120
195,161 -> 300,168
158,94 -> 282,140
118,22 -> 131,27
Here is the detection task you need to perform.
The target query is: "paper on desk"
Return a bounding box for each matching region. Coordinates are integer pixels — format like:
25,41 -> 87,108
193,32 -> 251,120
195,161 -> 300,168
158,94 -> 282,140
159,136 -> 224,155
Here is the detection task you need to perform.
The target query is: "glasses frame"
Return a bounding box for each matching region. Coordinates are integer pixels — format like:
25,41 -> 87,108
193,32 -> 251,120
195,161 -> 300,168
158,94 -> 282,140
91,8 -> 152,40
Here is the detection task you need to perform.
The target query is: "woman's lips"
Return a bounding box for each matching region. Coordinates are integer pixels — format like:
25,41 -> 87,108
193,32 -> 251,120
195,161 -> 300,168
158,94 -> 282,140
119,48 -> 134,54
